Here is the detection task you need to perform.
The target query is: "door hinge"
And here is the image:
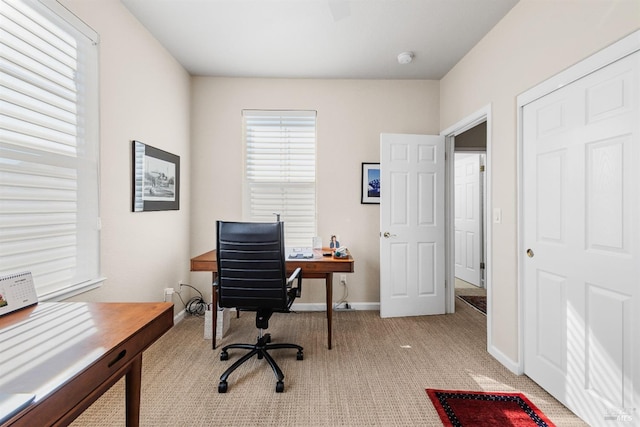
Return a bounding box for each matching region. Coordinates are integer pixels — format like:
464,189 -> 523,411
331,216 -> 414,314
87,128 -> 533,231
480,165 -> 485,172
480,262 -> 485,269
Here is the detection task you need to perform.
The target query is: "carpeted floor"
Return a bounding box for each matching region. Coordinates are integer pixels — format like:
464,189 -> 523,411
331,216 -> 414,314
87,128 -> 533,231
70,299 -> 587,426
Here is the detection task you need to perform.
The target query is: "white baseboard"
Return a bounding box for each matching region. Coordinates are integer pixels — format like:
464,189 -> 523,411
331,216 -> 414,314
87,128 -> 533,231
291,302 -> 380,311
173,308 -> 186,324
488,343 -> 522,375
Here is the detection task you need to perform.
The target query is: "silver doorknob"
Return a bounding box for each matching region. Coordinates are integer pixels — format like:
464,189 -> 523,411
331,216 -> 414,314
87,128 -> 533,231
526,248 -> 534,258
383,232 -> 396,238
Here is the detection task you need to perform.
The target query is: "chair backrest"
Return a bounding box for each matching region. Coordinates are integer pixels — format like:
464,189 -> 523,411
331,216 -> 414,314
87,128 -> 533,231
216,221 -> 288,311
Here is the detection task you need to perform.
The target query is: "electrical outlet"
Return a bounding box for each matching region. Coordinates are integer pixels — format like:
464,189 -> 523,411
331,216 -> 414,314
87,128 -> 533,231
340,274 -> 347,285
164,287 -> 174,295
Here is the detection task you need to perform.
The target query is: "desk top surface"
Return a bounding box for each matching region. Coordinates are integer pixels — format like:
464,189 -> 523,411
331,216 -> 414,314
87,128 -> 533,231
191,248 -> 353,263
0,302 -> 173,399
191,248 -> 354,274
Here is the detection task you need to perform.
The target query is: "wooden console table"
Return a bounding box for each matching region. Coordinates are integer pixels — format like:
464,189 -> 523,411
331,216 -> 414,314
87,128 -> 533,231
190,249 -> 354,350
0,302 -> 173,427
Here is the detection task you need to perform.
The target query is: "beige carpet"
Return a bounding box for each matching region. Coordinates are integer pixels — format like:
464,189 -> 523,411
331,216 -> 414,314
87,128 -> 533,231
71,300 -> 587,426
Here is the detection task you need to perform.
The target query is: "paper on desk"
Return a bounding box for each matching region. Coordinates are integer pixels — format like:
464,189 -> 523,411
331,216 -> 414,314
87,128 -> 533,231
286,247 -> 313,259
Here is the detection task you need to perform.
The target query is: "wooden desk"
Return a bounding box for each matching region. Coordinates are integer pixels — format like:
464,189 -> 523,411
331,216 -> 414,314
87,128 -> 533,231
190,249 -> 354,350
0,302 -> 173,427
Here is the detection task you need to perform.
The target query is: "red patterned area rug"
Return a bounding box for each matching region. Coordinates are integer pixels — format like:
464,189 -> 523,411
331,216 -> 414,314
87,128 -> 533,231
426,389 -> 556,427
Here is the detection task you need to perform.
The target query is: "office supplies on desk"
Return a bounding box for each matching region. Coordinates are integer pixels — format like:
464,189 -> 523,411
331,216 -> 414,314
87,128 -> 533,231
287,247 -> 313,259
312,236 -> 322,249
0,272 -> 38,317
333,247 -> 349,258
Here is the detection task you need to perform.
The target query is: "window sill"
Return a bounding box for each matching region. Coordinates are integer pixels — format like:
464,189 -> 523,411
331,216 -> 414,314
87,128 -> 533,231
39,277 -> 106,302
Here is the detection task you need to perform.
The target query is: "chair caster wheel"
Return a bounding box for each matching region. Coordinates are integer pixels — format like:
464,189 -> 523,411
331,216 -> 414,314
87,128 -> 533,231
276,381 -> 284,393
218,381 -> 228,393
220,351 -> 228,361
297,351 -> 303,360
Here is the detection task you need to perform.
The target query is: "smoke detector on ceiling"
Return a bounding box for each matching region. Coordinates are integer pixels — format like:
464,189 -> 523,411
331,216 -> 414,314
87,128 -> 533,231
397,51 -> 414,65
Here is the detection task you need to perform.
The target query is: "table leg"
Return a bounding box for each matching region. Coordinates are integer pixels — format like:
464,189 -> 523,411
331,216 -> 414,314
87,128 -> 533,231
326,273 -> 333,350
212,272 -> 217,349
125,354 -> 142,427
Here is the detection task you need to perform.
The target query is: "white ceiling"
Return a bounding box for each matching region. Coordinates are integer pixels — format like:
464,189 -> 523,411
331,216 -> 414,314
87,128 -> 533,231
120,0 -> 519,80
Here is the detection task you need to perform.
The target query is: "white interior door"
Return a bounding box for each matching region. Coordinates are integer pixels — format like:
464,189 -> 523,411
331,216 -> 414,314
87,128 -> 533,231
380,133 -> 445,318
522,51 -> 639,426
454,153 -> 481,286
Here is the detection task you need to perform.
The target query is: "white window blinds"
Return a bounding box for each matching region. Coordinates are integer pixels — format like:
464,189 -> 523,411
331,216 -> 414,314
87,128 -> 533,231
0,0 -> 101,299
243,110 -> 316,247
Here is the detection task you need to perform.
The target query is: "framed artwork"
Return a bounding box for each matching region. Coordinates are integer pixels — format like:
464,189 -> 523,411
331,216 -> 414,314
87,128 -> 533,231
132,140 -> 180,212
361,162 -> 380,204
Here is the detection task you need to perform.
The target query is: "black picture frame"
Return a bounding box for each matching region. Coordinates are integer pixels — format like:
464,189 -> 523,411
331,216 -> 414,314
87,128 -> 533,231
361,162 -> 380,204
132,140 -> 180,212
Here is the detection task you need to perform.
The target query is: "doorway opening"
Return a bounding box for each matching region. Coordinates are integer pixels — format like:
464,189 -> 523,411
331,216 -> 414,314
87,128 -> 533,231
442,106 -> 492,343
454,150 -> 487,315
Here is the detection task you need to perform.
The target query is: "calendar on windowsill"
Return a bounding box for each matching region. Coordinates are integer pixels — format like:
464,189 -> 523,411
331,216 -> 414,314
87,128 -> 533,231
0,272 -> 38,317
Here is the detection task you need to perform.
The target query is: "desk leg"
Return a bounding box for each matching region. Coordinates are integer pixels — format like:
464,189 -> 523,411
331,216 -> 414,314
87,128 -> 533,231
125,354 -> 142,427
212,272 -> 217,350
326,273 -> 333,350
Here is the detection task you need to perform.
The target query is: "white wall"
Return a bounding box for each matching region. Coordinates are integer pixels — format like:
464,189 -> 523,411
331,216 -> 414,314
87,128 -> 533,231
60,0 -> 192,315
189,78 -> 439,304
440,0 -> 640,363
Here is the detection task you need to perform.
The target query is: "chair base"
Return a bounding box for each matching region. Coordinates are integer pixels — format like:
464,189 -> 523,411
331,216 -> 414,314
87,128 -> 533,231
218,333 -> 303,393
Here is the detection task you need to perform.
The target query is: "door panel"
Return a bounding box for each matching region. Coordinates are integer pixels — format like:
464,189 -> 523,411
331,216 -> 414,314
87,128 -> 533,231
418,172 -> 435,224
536,150 -> 565,243
534,270 -> 567,372
418,242 -> 436,294
585,284 -> 632,407
454,153 -> 481,285
523,52 -> 639,426
380,133 -> 445,318
586,137 -> 628,252
389,243 -> 408,296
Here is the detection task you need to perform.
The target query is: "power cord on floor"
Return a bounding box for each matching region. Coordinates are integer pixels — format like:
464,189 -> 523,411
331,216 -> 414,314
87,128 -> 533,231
333,280 -> 350,310
177,283 -> 208,316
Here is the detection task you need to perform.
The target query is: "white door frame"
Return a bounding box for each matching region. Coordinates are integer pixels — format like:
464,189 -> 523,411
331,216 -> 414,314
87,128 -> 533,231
516,29 -> 640,374
441,104 -> 494,352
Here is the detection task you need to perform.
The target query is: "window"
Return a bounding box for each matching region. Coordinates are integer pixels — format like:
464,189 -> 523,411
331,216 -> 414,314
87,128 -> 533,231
243,110 -> 316,247
0,0 -> 101,299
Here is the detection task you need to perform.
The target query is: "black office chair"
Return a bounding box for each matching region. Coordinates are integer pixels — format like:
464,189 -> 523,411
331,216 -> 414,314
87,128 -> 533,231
215,220 -> 303,393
